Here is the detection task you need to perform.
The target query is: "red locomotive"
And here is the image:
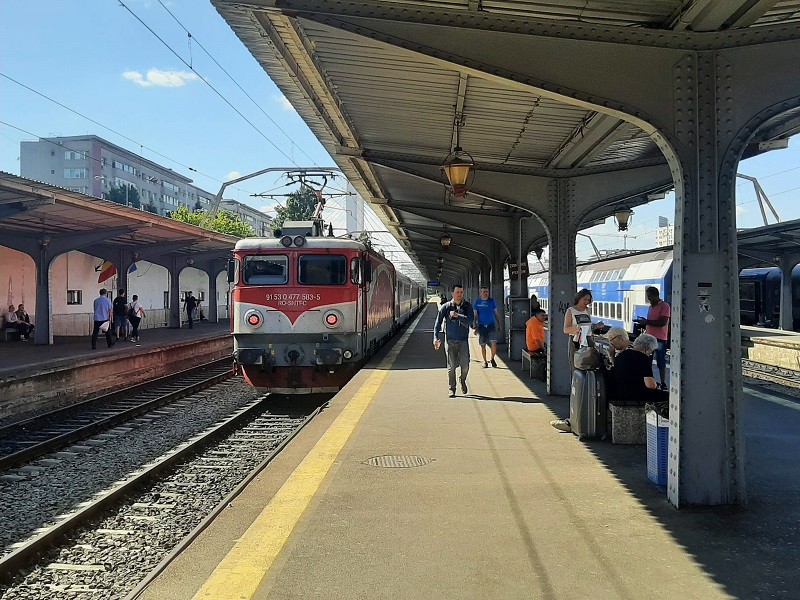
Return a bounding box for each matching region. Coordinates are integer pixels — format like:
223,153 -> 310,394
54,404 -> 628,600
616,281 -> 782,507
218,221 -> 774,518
229,220 -> 424,393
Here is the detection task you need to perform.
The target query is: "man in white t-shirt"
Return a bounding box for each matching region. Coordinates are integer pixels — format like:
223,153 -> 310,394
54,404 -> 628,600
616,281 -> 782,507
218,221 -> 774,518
128,294 -> 146,343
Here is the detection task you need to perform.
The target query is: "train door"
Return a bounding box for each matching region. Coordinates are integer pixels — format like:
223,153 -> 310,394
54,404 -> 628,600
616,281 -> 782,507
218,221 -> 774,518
623,285 -> 649,331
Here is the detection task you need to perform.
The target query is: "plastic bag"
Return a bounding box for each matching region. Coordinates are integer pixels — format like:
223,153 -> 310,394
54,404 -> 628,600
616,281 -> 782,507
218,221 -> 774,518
573,346 -> 601,370
99,320 -> 110,333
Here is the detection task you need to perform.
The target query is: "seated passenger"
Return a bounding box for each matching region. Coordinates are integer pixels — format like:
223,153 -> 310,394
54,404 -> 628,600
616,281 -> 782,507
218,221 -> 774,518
15,304 -> 34,338
605,326 -> 632,366
613,333 -> 668,404
5,304 -> 31,341
525,308 -> 547,353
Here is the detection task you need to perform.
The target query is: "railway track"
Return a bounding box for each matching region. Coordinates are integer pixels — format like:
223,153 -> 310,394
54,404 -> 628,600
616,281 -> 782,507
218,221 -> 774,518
0,388 -> 321,598
741,359 -> 800,389
0,359 -> 233,472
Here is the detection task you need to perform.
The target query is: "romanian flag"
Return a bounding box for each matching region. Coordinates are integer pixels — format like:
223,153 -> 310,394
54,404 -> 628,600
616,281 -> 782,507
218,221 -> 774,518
96,260 -> 117,283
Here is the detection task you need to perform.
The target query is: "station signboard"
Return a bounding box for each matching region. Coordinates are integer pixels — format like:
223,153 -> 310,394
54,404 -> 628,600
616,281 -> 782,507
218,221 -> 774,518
427,281 -> 440,287
507,260 -> 530,279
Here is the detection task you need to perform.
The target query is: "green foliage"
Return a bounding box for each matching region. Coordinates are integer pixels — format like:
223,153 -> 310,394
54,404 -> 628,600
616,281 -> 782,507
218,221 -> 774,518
194,200 -> 203,211
272,188 -> 318,231
107,184 -> 140,209
169,205 -> 255,238
144,201 -> 158,214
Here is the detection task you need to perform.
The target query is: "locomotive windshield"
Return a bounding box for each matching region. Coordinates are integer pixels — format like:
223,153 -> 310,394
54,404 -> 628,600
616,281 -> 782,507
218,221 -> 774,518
299,255 -> 347,285
244,255 -> 288,285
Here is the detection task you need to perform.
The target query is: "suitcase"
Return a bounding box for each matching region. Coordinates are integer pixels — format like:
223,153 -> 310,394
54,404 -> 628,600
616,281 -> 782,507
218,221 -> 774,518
569,369 -> 608,440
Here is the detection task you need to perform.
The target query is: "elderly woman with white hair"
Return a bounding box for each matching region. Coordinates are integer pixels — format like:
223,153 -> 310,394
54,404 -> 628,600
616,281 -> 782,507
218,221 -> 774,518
613,333 -> 669,404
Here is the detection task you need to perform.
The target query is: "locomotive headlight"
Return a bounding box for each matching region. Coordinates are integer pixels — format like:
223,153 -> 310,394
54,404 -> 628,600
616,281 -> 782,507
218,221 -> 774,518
244,309 -> 263,328
323,310 -> 341,328
280,236 -> 293,248
343,349 -> 353,359
293,235 -> 306,247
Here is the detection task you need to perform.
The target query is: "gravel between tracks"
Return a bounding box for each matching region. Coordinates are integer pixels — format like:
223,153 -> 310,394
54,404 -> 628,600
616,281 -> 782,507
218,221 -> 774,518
0,405 -> 307,599
0,378 -> 257,556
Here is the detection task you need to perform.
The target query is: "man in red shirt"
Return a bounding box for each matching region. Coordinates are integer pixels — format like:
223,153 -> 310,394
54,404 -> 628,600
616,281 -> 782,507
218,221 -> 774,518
636,286 -> 671,388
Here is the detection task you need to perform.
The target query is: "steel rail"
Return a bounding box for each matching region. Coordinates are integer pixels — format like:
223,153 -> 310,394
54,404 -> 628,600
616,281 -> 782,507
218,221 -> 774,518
0,394 -> 290,581
0,359 -> 233,472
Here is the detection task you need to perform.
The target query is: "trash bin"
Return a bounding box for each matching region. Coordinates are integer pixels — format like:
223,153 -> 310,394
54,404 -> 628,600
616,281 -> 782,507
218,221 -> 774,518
646,402 -> 669,487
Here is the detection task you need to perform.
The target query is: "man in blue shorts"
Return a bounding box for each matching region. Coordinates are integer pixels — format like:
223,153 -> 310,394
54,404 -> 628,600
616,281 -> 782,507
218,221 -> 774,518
473,286 -> 503,368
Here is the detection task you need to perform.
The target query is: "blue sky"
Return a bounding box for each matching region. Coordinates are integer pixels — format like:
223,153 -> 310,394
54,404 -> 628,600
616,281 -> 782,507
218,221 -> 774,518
1,1 -> 798,266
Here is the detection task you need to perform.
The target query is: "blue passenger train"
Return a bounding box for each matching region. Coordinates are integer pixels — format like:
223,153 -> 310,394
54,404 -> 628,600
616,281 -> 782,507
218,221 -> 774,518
523,248 -> 799,332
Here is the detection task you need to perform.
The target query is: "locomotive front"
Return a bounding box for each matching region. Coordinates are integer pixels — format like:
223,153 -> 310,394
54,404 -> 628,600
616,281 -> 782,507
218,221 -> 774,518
231,234 -> 367,393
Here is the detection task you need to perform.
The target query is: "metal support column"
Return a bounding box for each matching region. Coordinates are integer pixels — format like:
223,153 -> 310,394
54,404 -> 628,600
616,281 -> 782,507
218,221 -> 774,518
33,242 -> 54,346
778,257 -> 796,331
207,265 -> 220,323
665,53 -> 745,507
169,257 -> 182,329
545,180 -> 578,396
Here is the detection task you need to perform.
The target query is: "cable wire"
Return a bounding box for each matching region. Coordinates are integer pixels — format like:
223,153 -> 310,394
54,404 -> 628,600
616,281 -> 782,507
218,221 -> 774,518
115,0 -> 299,167
154,0 -> 319,167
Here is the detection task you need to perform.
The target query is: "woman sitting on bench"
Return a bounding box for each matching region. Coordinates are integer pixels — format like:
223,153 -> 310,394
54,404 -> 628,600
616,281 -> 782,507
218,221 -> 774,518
5,304 -> 33,341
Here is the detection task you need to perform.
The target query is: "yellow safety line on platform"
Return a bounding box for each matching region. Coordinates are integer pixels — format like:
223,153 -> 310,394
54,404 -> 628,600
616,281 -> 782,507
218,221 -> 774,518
192,310 -> 427,600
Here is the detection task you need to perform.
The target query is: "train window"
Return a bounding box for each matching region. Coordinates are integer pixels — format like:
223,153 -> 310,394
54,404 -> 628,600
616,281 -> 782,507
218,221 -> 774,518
244,255 -> 288,285
299,255 -> 347,285
616,303 -> 622,319
350,257 -> 362,285
740,282 -> 755,301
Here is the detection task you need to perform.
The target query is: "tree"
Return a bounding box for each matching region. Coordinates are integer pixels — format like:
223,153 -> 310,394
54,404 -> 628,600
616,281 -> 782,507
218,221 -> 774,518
144,201 -> 158,214
170,205 -> 255,238
272,187 -> 319,231
194,200 -> 203,211
107,184 -> 140,209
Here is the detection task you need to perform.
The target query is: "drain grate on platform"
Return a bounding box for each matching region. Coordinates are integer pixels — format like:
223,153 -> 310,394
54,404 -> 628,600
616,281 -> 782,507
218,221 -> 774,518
364,455 -> 432,468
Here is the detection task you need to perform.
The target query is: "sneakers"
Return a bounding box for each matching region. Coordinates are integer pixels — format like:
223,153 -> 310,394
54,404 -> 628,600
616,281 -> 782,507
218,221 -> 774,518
491,358 -> 497,368
461,381 -> 468,395
550,419 -> 572,433
448,389 -> 456,398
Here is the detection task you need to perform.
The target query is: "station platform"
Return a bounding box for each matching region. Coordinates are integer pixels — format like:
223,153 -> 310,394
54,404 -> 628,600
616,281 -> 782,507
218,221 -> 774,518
138,303 -> 800,600
0,322 -> 231,421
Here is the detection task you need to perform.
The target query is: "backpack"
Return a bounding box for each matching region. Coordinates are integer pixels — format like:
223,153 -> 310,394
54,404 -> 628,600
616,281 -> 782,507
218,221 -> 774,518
127,303 -> 137,320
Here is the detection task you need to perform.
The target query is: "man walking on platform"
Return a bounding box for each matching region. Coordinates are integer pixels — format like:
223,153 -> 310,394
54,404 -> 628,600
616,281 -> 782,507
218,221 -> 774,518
434,284 -> 474,397
91,288 -> 114,350
473,286 -> 503,368
636,286 -> 671,388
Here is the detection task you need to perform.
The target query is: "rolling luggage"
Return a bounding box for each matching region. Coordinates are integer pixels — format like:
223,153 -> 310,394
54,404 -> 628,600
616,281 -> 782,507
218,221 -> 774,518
569,368 -> 608,440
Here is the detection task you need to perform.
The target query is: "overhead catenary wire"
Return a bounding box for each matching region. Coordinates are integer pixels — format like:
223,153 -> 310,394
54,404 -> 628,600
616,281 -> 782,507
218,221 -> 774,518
115,0 -> 299,168
0,76 -> 260,198
154,0 -> 319,168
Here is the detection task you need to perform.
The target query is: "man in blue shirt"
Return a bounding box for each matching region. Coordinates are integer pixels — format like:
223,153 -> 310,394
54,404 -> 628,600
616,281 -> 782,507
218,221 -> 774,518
91,288 -> 115,349
473,286 -> 503,368
433,284 -> 474,397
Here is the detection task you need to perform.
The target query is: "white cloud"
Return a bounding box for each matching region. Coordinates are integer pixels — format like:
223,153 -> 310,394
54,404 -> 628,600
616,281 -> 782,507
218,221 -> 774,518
123,69 -> 199,88
226,171 -> 241,181
274,94 -> 296,112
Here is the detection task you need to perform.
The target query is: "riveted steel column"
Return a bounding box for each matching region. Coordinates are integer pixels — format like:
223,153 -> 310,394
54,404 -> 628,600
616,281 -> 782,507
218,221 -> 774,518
545,179 -> 578,396
207,264 -> 219,323
778,257 -> 796,331
169,257 -> 182,328
663,52 -> 745,507
33,242 -> 54,346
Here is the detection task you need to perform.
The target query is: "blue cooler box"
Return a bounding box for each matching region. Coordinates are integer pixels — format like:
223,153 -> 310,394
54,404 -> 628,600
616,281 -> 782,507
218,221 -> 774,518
646,409 -> 669,486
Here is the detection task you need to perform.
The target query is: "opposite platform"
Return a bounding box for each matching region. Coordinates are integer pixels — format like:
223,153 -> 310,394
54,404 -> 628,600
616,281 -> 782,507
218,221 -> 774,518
139,302 -> 800,600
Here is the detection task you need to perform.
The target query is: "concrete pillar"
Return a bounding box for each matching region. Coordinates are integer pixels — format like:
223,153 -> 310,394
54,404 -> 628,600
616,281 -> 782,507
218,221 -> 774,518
169,257 -> 182,328
778,258 -> 795,331
116,249 -> 133,298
